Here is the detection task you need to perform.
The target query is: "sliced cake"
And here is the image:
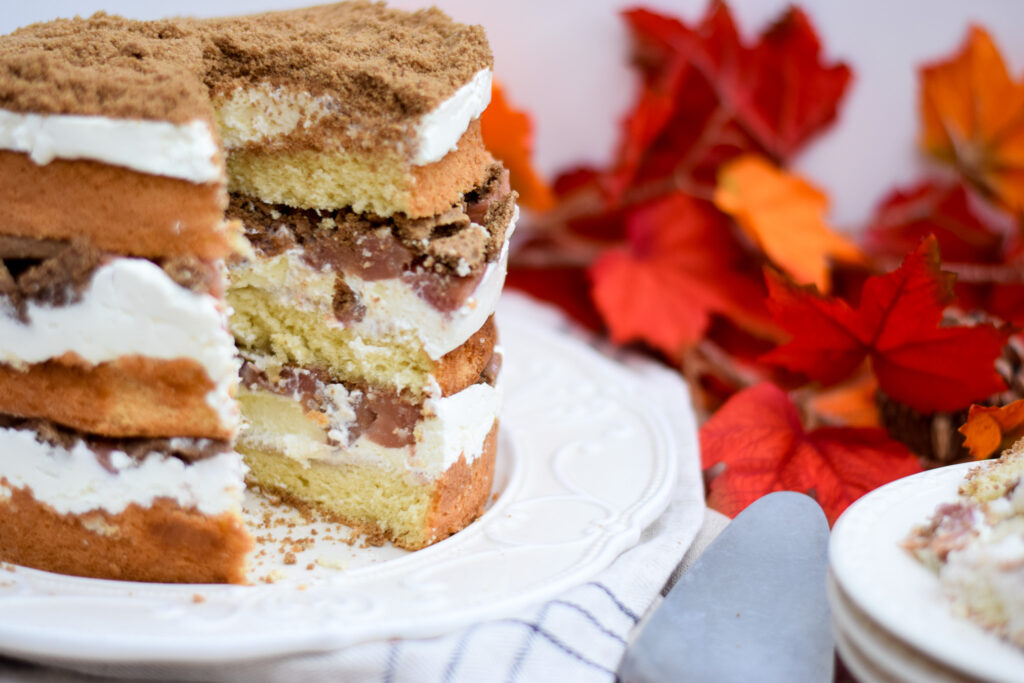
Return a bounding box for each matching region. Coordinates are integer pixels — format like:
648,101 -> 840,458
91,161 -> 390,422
905,439 -> 1024,646
0,1 -> 515,581
0,21 -> 248,580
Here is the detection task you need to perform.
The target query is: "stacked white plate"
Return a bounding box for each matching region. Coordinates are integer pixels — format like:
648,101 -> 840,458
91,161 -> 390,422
829,463 -> 1024,683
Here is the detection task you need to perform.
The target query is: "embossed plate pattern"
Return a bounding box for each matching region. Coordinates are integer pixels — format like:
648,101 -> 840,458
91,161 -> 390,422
830,463 -> 1024,682
0,294 -> 696,665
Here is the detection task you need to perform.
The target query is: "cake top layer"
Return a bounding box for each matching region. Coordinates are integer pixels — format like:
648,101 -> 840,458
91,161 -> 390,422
0,14 -> 208,124
0,1 -> 492,127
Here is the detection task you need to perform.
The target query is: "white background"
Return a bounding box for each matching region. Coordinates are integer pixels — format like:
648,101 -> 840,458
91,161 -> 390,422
3,1 -> 1023,228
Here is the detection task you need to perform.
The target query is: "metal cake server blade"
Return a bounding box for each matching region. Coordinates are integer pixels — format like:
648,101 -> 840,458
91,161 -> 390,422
618,491 -> 832,683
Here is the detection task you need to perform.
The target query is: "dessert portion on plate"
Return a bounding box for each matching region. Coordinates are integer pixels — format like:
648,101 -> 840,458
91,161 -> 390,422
905,439 -> 1024,647
0,1 -> 515,583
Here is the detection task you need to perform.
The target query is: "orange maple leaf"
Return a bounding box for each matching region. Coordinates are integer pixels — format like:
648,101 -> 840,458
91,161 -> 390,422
959,398 -> 1024,460
713,155 -> 864,292
920,26 -> 1024,214
480,82 -> 555,211
807,370 -> 881,428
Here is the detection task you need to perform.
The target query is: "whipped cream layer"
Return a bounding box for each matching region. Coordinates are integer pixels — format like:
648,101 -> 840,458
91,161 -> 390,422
0,258 -> 238,424
239,378 -> 499,479
0,426 -> 246,516
214,67 -> 492,167
412,68 -> 492,165
0,110 -> 221,183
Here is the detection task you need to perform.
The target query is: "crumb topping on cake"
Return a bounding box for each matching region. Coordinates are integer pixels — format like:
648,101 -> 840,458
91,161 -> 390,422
0,1 -> 492,141
0,14 -> 209,124
203,3 -> 491,114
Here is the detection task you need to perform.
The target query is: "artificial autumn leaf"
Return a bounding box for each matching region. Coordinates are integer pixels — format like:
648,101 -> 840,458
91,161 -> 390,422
480,81 -> 555,211
959,398 -> 1024,460
864,181 -> 1024,327
763,236 -> 1010,413
744,8 -> 854,160
600,3 -> 850,201
864,181 -> 1005,265
588,193 -> 775,357
504,265 -> 604,333
807,370 -> 881,428
701,382 -> 921,523
920,26 -> 1024,213
985,282 -> 1024,327
714,155 -> 864,292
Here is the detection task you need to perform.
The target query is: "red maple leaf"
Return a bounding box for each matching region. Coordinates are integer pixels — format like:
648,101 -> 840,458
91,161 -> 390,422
701,383 -> 922,523
865,182 -> 1005,265
588,193 -> 776,357
602,3 -> 850,200
504,265 -> 604,333
865,181 -> 1024,327
763,236 -> 1010,413
864,181 -> 1024,327
985,281 -> 1024,327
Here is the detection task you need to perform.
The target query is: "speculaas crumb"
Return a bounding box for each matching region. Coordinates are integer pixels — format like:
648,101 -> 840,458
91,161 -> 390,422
161,255 -> 220,297
0,234 -> 216,313
0,414 -> 230,464
0,1 -> 492,145
16,238 -> 104,307
0,234 -> 69,259
227,163 -> 513,277
332,278 -> 366,324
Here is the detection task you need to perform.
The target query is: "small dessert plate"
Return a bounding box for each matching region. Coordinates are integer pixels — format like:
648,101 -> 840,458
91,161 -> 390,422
831,463 -> 1024,682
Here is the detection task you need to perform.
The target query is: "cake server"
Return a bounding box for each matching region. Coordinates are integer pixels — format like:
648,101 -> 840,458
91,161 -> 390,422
617,491 -> 832,683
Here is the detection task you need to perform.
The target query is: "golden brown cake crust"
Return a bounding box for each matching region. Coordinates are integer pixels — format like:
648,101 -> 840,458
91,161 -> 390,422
255,420 -> 499,550
225,120 -> 493,216
434,316 -> 497,396
0,484 -> 251,583
406,120 -> 493,217
0,151 -> 230,260
423,421 -> 498,547
0,2 -> 491,141
0,355 -> 233,439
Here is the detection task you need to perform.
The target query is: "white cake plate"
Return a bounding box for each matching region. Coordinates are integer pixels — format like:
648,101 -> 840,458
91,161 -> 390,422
830,463 -> 1024,683
0,293 -> 700,666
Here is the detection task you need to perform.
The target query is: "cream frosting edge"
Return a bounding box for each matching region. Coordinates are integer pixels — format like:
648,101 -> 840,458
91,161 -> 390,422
0,426 -> 246,516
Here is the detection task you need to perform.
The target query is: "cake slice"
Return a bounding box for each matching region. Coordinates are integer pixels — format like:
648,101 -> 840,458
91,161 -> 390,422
218,4 -> 515,549
0,2 -> 514,580
905,440 -> 1024,646
205,3 -> 493,219
0,16 -> 249,581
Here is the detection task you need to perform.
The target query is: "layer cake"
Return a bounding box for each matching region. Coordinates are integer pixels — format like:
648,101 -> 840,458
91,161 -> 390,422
0,2 -> 516,582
